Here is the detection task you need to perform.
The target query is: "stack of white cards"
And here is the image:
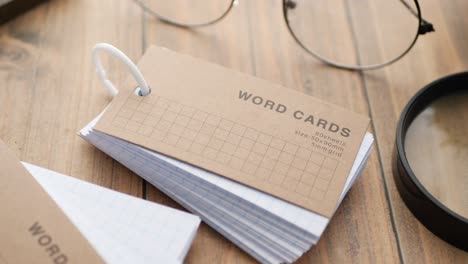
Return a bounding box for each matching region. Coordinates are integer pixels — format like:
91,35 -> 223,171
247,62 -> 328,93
25,162 -> 200,264
80,114 -> 373,264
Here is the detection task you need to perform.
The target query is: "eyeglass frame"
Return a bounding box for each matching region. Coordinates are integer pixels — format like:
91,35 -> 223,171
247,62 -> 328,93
135,0 -> 435,71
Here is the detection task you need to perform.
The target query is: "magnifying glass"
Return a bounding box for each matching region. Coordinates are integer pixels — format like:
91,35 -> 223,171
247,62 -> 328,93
394,72 -> 468,251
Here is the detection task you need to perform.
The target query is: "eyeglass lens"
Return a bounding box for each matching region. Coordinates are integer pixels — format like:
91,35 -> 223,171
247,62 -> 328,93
285,0 -> 420,68
138,0 -> 233,26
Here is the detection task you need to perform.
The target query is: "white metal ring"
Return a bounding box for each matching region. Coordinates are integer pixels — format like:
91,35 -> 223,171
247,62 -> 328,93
92,43 -> 150,97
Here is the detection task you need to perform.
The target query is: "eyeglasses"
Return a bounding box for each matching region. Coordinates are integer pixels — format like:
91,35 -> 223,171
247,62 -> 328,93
135,0 -> 434,71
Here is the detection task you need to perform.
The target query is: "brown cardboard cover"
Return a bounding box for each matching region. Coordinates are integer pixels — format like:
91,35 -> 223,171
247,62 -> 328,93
95,46 -> 370,217
0,140 -> 103,264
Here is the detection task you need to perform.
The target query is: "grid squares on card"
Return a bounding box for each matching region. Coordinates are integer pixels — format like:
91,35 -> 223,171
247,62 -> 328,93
111,95 -> 340,201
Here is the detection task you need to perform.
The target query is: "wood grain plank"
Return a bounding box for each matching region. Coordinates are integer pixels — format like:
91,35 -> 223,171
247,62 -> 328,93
143,1 -> 400,263
354,0 -> 468,263
0,0 -> 144,195
2,0 -> 464,263
0,2 -> 45,158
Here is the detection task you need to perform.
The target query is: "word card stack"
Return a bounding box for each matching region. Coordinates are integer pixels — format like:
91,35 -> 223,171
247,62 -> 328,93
81,46 -> 374,264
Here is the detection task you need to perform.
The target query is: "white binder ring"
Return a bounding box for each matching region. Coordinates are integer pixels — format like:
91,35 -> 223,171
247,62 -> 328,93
92,43 -> 150,97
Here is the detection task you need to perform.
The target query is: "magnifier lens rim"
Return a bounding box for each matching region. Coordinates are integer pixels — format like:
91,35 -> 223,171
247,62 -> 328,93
394,71 -> 468,252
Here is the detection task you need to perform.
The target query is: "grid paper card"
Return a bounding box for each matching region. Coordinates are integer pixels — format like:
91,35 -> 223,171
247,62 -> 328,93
95,46 -> 370,217
24,163 -> 200,264
0,140 -> 103,264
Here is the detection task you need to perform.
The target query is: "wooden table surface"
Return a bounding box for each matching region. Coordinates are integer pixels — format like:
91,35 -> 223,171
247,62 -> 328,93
0,0 -> 467,263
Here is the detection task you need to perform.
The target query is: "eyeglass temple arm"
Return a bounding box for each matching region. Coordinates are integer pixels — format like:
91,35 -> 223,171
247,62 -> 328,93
399,0 -> 435,34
